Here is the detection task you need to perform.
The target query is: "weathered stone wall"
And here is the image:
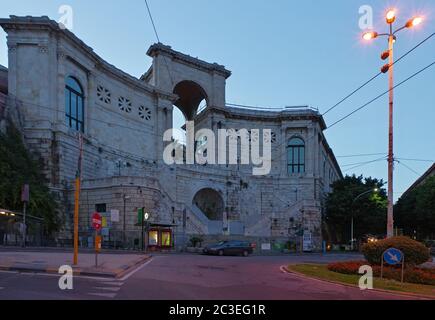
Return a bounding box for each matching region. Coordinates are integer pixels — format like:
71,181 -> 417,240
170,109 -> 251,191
0,16 -> 342,250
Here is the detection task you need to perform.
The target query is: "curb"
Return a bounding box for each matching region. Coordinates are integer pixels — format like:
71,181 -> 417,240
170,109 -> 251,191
281,265 -> 434,300
0,255 -> 152,279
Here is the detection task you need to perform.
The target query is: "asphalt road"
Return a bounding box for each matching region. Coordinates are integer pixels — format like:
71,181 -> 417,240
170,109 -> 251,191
0,253 -> 422,300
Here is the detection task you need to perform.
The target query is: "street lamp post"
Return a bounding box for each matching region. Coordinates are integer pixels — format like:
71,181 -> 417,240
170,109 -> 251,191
123,194 -> 131,247
363,10 -> 423,238
350,188 -> 379,251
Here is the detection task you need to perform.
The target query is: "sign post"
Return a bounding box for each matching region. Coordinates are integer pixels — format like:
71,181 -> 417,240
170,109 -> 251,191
381,248 -> 405,283
138,208 -> 150,252
21,184 -> 30,248
92,212 -> 102,267
138,208 -> 144,251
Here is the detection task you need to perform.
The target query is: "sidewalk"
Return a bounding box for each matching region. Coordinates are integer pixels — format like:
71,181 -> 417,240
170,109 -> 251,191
0,250 -> 151,278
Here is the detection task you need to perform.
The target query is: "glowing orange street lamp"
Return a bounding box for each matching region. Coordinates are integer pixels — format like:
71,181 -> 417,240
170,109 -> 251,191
362,9 -> 424,238
363,31 -> 378,41
386,10 -> 396,24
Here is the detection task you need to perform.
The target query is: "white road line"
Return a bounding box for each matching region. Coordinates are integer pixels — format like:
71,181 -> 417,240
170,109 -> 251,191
0,287 -> 4,290
92,287 -> 121,292
87,292 -> 117,299
100,281 -> 124,286
118,257 -> 154,281
0,270 -> 115,281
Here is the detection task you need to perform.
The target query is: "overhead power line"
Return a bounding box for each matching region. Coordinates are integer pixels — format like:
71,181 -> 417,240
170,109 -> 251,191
396,157 -> 435,163
342,157 -> 387,172
144,0 -> 161,43
327,59 -> 435,130
396,160 -> 422,176
336,152 -> 387,158
272,58 -> 435,162
322,32 -> 435,116
143,0 -> 175,87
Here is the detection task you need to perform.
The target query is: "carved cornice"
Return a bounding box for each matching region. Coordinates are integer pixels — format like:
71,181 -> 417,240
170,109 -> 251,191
147,43 -> 232,79
0,16 -> 178,102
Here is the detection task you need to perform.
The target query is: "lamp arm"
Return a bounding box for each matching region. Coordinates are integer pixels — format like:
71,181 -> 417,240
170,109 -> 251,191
394,25 -> 407,35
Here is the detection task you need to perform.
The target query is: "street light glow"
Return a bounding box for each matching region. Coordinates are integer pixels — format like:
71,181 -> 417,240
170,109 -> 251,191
407,16 -> 423,28
363,31 -> 378,41
386,10 -> 396,24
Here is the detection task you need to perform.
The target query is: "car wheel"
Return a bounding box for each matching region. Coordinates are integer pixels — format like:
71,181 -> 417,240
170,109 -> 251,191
218,250 -> 224,256
243,250 -> 249,257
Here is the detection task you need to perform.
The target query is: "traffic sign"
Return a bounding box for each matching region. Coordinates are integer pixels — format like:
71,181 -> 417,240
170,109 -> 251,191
92,212 -> 102,230
383,248 -> 403,265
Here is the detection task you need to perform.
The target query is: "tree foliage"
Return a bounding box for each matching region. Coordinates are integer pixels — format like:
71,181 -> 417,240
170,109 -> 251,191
324,175 -> 387,243
395,176 -> 435,240
0,123 -> 59,234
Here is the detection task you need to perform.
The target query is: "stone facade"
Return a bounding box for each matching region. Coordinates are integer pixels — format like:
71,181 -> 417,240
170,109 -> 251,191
0,16 -> 342,251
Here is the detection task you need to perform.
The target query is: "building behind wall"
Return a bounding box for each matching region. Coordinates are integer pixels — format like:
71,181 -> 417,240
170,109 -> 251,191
0,16 -> 342,251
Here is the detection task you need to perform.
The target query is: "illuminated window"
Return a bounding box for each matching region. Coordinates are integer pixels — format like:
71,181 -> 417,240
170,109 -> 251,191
287,137 -> 305,174
161,231 -> 171,247
65,76 -> 84,132
149,230 -> 158,246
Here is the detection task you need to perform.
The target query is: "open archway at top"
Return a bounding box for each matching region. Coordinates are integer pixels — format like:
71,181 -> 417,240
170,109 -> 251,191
173,80 -> 208,121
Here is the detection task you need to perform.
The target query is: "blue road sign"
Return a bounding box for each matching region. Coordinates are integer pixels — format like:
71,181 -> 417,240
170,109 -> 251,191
383,248 -> 404,265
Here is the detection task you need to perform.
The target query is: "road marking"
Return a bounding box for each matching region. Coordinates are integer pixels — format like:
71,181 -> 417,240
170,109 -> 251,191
0,270 -> 115,281
92,287 -> 121,292
280,266 -> 290,273
118,257 -> 154,281
0,287 -> 4,290
100,281 -> 124,286
87,292 -> 117,299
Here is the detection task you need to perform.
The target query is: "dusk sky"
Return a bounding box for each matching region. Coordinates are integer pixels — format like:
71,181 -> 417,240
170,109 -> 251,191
1,0 -> 434,201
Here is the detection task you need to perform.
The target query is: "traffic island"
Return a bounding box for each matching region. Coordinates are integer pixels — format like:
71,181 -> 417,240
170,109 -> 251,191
284,264 -> 435,299
0,250 -> 151,278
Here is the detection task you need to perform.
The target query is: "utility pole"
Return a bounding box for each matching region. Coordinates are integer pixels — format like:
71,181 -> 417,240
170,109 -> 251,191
363,10 -> 423,238
387,28 -> 395,239
122,194 -> 131,247
73,133 -> 83,265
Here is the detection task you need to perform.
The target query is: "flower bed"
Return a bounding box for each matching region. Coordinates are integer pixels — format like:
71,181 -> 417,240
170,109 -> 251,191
327,261 -> 435,286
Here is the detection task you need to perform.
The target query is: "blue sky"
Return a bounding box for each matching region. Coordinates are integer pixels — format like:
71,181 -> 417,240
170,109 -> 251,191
1,0 -> 434,201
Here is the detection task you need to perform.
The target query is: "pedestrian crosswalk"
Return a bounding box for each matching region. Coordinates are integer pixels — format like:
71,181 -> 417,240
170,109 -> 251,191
87,279 -> 124,299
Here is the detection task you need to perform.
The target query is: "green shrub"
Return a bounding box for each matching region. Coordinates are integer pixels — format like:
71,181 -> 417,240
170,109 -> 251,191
362,236 -> 430,266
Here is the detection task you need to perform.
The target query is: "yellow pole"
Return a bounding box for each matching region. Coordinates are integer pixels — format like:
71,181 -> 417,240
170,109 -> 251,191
73,177 -> 80,265
73,134 -> 83,265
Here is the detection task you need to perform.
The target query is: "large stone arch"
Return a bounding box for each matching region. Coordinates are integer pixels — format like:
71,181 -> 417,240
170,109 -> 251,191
146,43 -> 231,111
192,188 -> 225,221
173,80 -> 208,121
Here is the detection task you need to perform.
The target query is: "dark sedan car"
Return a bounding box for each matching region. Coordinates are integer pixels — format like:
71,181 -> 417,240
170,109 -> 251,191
203,240 -> 254,257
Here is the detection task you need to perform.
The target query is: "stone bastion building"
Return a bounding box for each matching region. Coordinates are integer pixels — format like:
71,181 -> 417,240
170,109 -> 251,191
0,16 -> 342,251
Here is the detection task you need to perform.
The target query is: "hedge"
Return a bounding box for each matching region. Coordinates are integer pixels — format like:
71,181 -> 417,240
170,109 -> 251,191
328,261 -> 435,286
361,236 -> 430,266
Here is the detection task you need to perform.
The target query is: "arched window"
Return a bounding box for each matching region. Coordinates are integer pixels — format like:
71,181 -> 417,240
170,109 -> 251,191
65,76 -> 84,132
287,137 -> 305,174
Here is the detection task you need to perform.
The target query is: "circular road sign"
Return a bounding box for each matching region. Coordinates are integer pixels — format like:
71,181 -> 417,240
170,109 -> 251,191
383,248 -> 404,265
92,212 -> 102,230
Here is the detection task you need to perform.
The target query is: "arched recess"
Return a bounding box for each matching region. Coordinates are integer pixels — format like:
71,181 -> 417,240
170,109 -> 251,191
192,188 -> 224,221
173,80 -> 208,121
